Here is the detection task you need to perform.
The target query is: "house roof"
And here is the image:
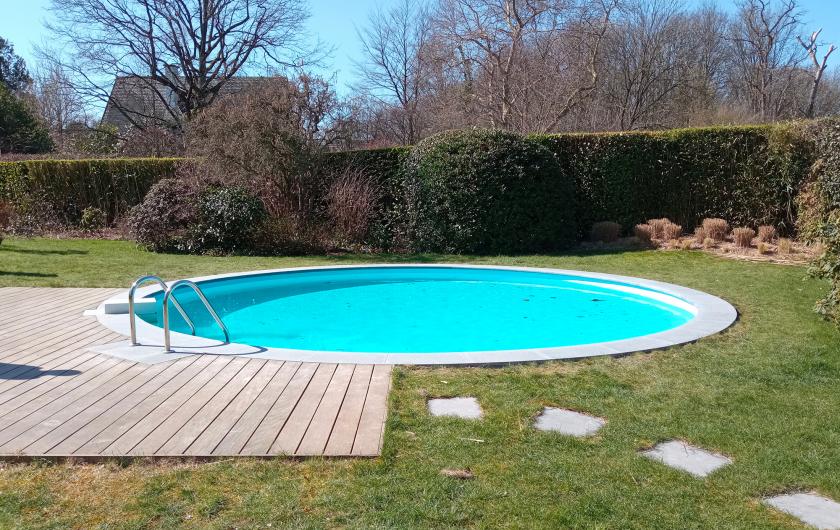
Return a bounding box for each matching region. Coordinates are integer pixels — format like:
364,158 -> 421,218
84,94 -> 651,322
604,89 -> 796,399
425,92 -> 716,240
100,75 -> 280,130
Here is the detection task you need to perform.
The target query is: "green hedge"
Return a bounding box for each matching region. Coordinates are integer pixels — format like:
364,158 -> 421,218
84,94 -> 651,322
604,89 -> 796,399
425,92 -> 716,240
0,158 -> 181,224
532,125 -> 812,236
405,129 -> 576,253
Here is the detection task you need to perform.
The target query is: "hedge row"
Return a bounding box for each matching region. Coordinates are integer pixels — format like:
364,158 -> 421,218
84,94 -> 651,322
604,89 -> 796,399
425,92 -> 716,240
0,158 -> 180,225
324,124 -> 813,240
0,124 -> 818,240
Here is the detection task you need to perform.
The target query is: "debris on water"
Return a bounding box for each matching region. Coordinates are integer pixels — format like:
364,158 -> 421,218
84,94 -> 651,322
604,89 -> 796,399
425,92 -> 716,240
591,298 -> 605,302
440,468 -> 475,480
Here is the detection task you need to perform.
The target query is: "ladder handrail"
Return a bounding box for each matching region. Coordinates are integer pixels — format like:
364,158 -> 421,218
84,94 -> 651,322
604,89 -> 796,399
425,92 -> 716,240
129,275 -> 195,346
163,279 -> 230,352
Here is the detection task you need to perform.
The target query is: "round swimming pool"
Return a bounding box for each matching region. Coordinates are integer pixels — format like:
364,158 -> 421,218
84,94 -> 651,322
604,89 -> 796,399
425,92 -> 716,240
98,265 -> 737,365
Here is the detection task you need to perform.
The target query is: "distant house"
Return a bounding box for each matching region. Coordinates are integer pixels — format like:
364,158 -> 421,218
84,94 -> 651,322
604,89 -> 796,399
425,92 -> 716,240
100,72 -> 278,131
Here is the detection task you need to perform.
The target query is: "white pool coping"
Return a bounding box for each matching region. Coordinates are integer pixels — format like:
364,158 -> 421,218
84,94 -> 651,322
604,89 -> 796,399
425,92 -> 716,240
92,264 -> 738,366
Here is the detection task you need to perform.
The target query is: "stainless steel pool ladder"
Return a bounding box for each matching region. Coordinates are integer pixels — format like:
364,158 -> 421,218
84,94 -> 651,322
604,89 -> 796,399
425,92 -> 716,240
162,280 -> 230,353
128,276 -> 230,352
128,275 -> 195,346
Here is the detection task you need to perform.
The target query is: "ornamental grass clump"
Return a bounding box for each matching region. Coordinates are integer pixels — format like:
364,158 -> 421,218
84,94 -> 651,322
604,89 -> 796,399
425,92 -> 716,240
702,218 -> 729,241
693,226 -> 706,242
757,225 -> 777,242
662,222 -> 682,241
634,224 -> 653,245
733,227 -> 756,248
590,221 -> 621,243
647,218 -> 670,239
778,237 -> 793,254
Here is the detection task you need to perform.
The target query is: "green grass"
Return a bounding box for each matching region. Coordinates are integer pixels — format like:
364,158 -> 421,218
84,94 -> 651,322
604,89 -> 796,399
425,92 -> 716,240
0,237 -> 838,529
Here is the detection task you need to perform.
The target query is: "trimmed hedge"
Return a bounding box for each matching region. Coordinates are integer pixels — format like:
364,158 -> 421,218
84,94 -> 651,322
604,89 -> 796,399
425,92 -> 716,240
0,124 -> 819,248
0,158 -> 181,225
405,129 -> 576,253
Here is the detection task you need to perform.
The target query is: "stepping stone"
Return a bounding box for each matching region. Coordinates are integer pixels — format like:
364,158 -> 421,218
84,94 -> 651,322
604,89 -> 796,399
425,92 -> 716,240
764,493 -> 840,529
641,440 -> 731,477
533,407 -> 605,437
428,397 -> 483,419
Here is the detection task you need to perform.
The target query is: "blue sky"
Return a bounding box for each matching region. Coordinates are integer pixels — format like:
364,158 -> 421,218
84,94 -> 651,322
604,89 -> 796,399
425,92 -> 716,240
1,0 -> 839,94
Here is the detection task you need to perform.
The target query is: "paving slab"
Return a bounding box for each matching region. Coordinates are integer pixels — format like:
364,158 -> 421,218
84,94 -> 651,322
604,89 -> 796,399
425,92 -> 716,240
428,397 -> 483,419
533,407 -> 605,437
764,493 -> 840,529
641,440 -> 731,477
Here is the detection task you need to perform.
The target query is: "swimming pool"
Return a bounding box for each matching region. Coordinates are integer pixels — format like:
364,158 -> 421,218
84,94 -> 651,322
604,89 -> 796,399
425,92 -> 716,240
97,265 -> 737,365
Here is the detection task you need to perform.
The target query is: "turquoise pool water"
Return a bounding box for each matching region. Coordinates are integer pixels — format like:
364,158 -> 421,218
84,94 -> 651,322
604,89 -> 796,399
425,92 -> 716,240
138,267 -> 695,353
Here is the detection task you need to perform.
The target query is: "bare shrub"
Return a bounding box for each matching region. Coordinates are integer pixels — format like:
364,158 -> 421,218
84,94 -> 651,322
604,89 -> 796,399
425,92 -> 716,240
662,222 -> 682,241
326,170 -> 381,244
634,224 -> 653,245
733,227 -> 756,248
778,238 -> 793,254
590,221 -> 622,243
757,225 -> 777,242
702,218 -> 729,241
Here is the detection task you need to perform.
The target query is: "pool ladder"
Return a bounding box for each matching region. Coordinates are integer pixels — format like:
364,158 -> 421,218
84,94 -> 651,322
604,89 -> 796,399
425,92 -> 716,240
128,275 -> 230,353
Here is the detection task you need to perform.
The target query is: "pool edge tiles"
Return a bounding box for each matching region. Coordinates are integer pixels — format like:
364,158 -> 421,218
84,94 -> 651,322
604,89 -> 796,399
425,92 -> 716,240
93,264 -> 738,366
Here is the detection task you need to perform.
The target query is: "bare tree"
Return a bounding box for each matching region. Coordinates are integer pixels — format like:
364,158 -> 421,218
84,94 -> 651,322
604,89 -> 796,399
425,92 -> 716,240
600,0 -> 690,130
33,63 -> 88,150
433,0 -> 616,133
729,0 -> 805,121
356,0 -> 431,144
44,0 -> 313,131
798,29 -> 836,118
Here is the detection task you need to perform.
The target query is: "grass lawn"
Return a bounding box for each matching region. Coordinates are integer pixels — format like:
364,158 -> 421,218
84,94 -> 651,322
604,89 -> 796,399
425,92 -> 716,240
0,237 -> 839,529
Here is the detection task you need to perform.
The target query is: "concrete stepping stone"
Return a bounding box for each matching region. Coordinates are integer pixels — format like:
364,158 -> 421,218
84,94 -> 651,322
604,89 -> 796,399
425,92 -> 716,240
533,407 -> 605,437
428,397 -> 483,419
641,440 -> 731,477
764,493 -> 840,529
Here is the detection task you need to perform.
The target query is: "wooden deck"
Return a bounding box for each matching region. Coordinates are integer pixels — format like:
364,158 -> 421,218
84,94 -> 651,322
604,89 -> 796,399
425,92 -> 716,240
0,288 -> 391,459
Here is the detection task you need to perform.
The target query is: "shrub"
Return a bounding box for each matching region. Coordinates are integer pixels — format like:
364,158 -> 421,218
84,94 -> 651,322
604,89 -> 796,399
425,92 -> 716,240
405,129 -> 575,253
634,224 -> 653,244
694,226 -> 706,242
733,227 -> 755,248
0,84 -> 53,154
128,178 -> 197,252
801,119 -> 840,325
702,218 -> 729,241
757,225 -> 777,242
778,238 -> 793,254
79,206 -> 106,231
0,200 -> 8,244
188,185 -> 267,253
590,221 -> 621,243
662,222 -> 682,241
326,169 -> 381,245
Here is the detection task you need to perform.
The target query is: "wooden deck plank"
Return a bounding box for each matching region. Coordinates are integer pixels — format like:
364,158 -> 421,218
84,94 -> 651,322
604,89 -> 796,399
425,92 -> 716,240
352,365 -> 392,456
270,363 -> 339,455
296,364 -> 356,455
24,362 -> 169,454
323,364 -> 374,456
239,362 -> 320,455
0,288 -> 391,458
159,359 -> 266,455
184,361 -> 282,456
129,358 -> 249,455
46,358 -> 201,454
0,360 -> 142,453
211,361 -> 301,455
78,356 -> 215,455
